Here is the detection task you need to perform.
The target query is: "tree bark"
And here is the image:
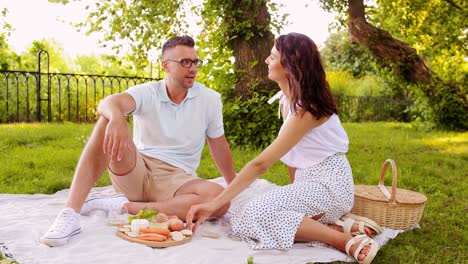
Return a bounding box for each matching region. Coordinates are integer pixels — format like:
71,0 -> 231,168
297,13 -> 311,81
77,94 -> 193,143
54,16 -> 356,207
347,0 -> 467,129
347,0 -> 433,85
226,0 -> 277,98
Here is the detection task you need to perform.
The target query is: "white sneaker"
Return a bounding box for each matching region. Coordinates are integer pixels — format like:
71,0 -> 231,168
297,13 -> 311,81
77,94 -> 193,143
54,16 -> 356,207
80,193 -> 129,215
40,208 -> 81,247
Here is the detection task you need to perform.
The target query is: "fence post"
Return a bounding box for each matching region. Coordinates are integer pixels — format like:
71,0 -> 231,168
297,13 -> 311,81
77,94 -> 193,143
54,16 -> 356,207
37,50 -> 49,122
149,58 -> 162,79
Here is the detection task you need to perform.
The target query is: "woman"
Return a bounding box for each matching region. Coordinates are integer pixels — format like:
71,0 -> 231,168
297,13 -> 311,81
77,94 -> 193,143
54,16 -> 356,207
186,33 -> 380,264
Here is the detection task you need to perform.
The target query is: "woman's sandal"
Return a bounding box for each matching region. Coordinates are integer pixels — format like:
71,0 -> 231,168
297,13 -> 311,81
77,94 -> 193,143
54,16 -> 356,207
336,213 -> 383,237
345,234 -> 379,264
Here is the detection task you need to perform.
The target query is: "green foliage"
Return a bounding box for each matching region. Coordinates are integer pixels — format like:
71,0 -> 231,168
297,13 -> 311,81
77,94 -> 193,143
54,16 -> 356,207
322,31 -> 378,78
370,0 -> 467,60
75,53 -> 151,76
267,2 -> 289,34
353,75 -> 388,97
326,71 -> 355,96
79,0 -> 188,65
58,0 -> 286,97
0,37 -> 154,123
0,21 -> 148,77
327,70 -> 392,97
197,0 -> 284,40
0,8 -> 19,71
369,0 -> 468,130
409,83 -> 468,131
319,1 -> 467,129
325,70 -> 412,122
322,31 -> 408,99
223,90 -> 282,148
336,95 -> 412,122
23,39 -> 73,72
74,54 -> 102,74
194,2 -> 237,94
0,38 -> 73,72
192,0 -> 286,98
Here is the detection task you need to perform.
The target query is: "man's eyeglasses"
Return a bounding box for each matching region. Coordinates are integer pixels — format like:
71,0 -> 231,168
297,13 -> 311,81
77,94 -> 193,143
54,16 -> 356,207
165,59 -> 203,68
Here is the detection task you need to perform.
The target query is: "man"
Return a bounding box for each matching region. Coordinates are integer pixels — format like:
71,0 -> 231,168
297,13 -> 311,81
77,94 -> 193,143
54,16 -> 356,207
40,35 -> 237,247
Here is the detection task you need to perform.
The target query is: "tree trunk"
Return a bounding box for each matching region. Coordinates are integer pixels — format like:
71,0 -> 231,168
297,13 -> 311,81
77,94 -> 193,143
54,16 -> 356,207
347,0 -> 434,90
226,0 -> 277,98
347,0 -> 467,129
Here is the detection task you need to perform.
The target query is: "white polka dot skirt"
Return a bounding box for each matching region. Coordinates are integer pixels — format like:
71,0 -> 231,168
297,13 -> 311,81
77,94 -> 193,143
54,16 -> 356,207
229,153 -> 354,250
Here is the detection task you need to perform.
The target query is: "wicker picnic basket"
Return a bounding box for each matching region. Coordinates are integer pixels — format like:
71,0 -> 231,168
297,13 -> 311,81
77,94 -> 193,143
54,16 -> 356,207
351,159 -> 427,230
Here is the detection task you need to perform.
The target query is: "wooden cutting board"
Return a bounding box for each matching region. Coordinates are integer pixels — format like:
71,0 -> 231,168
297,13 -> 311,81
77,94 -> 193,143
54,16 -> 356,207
117,230 -> 192,248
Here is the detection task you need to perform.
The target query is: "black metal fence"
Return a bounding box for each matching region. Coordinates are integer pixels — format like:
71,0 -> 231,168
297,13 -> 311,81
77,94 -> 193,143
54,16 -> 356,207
0,71 -> 412,123
0,50 -> 158,123
336,95 -> 412,122
0,50 -> 412,123
0,71 -> 413,123
0,70 -> 158,123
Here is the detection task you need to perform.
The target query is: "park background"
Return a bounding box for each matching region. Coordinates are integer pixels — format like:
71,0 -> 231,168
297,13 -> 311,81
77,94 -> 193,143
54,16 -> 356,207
0,0 -> 467,263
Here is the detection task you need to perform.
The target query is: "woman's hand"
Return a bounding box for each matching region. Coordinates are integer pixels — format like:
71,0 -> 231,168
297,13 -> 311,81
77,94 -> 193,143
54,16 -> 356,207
186,202 -> 219,232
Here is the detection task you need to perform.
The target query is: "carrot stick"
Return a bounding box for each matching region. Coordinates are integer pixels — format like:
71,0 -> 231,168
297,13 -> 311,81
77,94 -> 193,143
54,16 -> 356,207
137,236 -> 167,242
139,228 -> 170,236
137,233 -> 167,242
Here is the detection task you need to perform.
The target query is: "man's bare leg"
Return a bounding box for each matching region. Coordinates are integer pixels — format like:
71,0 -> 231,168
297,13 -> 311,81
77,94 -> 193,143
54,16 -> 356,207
65,116 -> 136,213
125,180 -> 229,221
41,116 -> 135,247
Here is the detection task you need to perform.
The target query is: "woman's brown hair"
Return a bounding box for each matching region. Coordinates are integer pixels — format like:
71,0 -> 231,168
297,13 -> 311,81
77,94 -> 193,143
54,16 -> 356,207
275,33 -> 337,119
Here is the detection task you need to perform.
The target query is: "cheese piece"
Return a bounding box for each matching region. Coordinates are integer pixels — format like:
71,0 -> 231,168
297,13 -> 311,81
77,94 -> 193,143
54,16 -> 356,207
125,231 -> 139,238
130,219 -> 150,233
180,229 -> 193,236
170,231 -> 185,241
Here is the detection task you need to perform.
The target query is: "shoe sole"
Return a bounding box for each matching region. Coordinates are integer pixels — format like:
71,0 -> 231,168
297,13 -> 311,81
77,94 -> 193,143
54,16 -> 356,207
40,228 -> 81,247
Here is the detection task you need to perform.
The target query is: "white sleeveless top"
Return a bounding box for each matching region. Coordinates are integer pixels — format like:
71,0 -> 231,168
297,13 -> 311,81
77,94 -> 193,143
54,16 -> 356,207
270,91 -> 349,169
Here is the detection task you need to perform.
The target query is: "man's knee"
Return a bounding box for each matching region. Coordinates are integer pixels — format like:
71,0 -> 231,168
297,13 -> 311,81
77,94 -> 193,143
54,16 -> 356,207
201,183 -> 229,217
94,116 -> 110,133
83,116 -> 110,153
201,182 -> 224,200
176,180 -> 227,209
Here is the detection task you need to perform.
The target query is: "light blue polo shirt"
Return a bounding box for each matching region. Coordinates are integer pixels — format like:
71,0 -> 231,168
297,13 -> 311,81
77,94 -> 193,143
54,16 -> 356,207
125,79 -> 224,176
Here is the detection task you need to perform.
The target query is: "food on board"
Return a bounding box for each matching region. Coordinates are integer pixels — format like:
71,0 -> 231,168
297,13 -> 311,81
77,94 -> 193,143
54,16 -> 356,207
118,209 -> 192,246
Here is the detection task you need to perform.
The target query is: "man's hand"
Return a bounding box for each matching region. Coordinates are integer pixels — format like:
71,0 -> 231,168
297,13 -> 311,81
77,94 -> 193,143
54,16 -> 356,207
97,93 -> 136,162
103,118 -> 132,161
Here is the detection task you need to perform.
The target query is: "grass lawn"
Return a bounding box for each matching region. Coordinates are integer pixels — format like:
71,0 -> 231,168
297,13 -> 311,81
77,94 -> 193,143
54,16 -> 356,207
0,122 -> 466,263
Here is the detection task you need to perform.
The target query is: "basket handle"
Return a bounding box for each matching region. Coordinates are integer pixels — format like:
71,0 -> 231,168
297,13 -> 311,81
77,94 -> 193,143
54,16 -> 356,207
377,159 -> 398,203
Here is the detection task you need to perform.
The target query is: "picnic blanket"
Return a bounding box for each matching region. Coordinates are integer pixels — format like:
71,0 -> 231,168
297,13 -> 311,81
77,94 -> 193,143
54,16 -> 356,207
0,177 -> 404,264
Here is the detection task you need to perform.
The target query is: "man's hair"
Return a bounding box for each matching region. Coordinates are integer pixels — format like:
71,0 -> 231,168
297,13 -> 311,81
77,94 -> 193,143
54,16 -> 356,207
162,35 -> 195,58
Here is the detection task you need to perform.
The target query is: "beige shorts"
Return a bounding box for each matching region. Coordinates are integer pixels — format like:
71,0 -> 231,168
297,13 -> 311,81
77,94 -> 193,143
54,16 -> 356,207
109,152 -> 199,202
